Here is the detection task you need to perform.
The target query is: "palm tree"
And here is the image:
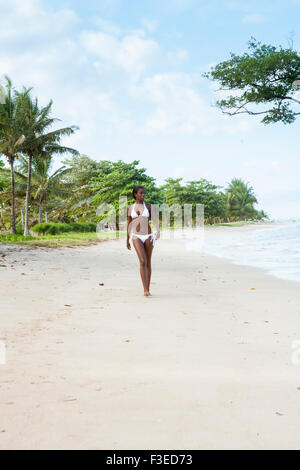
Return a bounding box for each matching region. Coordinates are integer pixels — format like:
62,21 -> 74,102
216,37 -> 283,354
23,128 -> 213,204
225,178 -> 258,221
0,164 -> 28,230
0,160 -> 7,229
0,77 -> 28,233
18,92 -> 79,235
15,153 -> 74,224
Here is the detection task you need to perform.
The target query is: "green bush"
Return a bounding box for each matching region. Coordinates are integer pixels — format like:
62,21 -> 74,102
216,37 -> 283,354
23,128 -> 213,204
31,223 -> 52,234
0,233 -> 34,242
31,222 -> 97,235
15,224 -> 24,235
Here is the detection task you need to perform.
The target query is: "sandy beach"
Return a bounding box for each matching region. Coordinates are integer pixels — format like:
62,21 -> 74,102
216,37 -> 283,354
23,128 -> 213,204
1,222 -> 300,450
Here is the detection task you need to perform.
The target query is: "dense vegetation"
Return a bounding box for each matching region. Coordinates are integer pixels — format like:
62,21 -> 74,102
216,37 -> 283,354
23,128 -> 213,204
0,75 -> 268,241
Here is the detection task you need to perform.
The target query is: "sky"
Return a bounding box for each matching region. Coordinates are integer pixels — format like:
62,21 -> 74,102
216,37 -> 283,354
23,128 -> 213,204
0,0 -> 300,220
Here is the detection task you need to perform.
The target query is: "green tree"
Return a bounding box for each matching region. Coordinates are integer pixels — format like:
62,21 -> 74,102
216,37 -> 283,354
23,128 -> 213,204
15,153 -> 74,224
255,208 -> 269,220
91,160 -> 157,230
0,159 -> 8,229
202,37 -> 300,124
159,178 -> 186,206
60,155 -> 114,222
19,91 -> 79,235
0,159 -> 5,191
159,178 -> 226,225
0,163 -> 29,228
0,77 -> 28,232
225,178 -> 258,220
185,180 -> 226,224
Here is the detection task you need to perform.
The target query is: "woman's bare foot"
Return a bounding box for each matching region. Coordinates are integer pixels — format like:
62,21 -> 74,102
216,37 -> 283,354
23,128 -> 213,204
144,291 -> 151,296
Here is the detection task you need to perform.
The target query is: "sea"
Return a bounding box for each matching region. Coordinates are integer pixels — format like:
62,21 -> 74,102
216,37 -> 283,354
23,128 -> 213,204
186,220 -> 300,283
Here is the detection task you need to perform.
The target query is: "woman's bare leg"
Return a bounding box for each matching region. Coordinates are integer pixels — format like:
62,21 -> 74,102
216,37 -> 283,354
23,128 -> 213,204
132,237 -> 149,295
144,237 -> 154,293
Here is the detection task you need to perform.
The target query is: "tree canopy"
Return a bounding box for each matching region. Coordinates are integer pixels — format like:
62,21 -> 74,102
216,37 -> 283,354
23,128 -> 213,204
202,37 -> 300,125
0,73 -> 269,233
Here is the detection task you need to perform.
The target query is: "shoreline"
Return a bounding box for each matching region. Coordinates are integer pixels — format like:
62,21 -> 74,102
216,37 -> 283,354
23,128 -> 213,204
0,222 -> 300,449
0,219 -> 291,250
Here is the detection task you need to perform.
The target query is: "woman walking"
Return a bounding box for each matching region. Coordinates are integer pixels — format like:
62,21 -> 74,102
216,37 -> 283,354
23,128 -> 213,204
127,186 -> 160,296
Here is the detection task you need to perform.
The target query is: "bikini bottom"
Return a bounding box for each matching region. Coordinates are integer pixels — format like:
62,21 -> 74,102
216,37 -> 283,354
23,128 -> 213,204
130,231 -> 156,247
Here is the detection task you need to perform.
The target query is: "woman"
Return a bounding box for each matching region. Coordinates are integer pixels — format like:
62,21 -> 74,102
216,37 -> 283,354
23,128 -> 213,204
127,186 -> 160,296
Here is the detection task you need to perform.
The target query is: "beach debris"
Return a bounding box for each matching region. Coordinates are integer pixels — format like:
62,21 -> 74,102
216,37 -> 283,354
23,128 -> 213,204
202,278 -> 207,281
124,339 -> 131,342
0,264 -> 7,267
250,288 -> 256,290
64,304 -> 72,307
63,397 -> 77,402
1,430 -> 5,433
99,282 -> 104,286
275,412 -> 283,416
244,322 -> 249,324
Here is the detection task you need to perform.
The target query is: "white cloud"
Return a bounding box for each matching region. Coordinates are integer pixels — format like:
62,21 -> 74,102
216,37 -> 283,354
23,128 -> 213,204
242,14 -> 265,23
92,17 -> 122,36
176,48 -> 189,61
79,30 -> 162,80
0,0 -> 78,42
129,73 -> 258,136
0,0 -> 259,162
141,18 -> 159,32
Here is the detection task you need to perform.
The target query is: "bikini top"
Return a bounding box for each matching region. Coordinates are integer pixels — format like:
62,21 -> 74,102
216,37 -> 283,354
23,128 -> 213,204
131,201 -> 150,219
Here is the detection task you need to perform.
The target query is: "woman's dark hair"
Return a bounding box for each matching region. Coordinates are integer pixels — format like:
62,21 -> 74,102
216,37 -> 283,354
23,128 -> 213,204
132,185 -> 146,200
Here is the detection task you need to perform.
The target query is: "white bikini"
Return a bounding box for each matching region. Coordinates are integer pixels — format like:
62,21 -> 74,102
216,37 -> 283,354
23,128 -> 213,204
130,201 -> 156,247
